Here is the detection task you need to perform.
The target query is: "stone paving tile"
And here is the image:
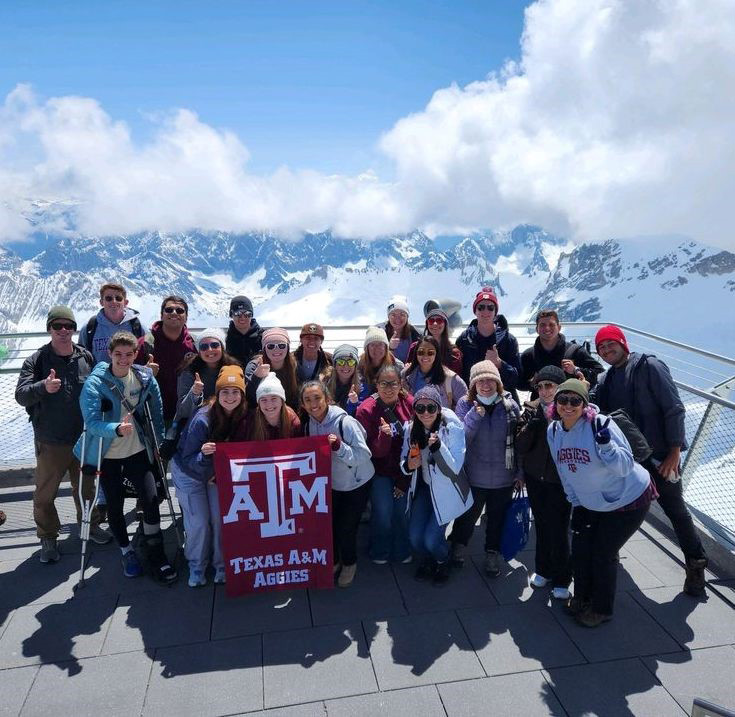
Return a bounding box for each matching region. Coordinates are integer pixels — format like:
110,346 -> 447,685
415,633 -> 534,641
101,586 -> 213,655
616,547 -> 664,592
643,646 -> 735,714
21,651 -> 153,717
325,685 -> 446,716
211,585 -> 312,640
710,579 -> 735,606
364,610 -> 484,690
623,535 -> 689,587
631,585 -> 735,650
235,704 -> 327,717
263,622 -> 376,708
0,665 -> 39,717
0,594 -> 117,669
549,592 -> 681,663
472,550 -> 551,606
0,535 -> 52,563
465,516 -> 537,555
392,557 -> 497,614
456,603 -> 586,676
308,559 -> 407,627
144,635 -> 263,716
544,657 -> 686,716
439,671 -> 566,716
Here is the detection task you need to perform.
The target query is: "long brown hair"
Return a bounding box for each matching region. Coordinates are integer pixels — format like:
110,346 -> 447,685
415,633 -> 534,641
423,319 -> 457,367
177,351 -> 241,375
384,318 -> 413,341
321,364 -> 359,404
358,347 -> 396,387
206,391 -> 248,442
249,401 -> 298,441
253,351 -> 300,408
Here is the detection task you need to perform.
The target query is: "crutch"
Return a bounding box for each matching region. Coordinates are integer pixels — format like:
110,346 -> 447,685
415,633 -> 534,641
142,398 -> 184,551
73,429 -> 103,593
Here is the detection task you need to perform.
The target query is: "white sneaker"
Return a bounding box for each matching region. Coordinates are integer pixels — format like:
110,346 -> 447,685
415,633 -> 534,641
530,573 -> 549,588
188,569 -> 207,588
401,555 -> 413,564
371,558 -> 388,565
552,587 -> 571,600
214,567 -> 226,585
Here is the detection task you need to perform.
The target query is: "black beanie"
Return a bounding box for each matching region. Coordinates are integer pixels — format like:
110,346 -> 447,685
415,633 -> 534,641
535,365 -> 566,386
229,296 -> 253,316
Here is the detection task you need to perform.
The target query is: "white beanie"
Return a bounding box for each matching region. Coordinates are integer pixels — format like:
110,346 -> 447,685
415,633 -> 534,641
256,373 -> 286,403
196,328 -> 227,352
387,297 -> 409,316
364,326 -> 389,350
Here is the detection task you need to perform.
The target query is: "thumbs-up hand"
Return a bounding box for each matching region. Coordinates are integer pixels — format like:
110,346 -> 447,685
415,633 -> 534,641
485,346 -> 501,367
118,412 -> 134,437
473,400 -> 485,417
379,416 -> 393,436
255,362 -> 271,379
146,353 -> 159,377
347,388 -> 359,405
44,368 -> 62,394
389,335 -> 400,351
192,372 -> 204,396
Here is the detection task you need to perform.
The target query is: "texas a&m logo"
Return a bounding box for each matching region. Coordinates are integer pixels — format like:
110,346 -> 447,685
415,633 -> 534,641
223,451 -> 328,537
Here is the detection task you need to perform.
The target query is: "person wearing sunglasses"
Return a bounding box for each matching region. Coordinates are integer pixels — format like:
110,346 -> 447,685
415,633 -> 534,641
401,385 -> 472,585
516,365 -> 572,600
78,282 -> 147,365
406,307 -> 463,375
357,326 -> 404,400
401,336 -> 468,410
244,328 -> 300,410
320,344 -> 362,416
225,295 -> 263,367
356,364 -> 414,565
456,287 -> 521,402
134,296 -> 196,424
448,360 -> 522,578
294,323 -> 333,383
547,379 -> 655,627
15,305 -> 111,563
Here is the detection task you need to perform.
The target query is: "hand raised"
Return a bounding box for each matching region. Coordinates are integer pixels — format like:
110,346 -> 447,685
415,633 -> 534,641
192,372 -> 204,396
146,354 -> 159,377
389,335 -> 400,350
379,417 -> 393,436
485,346 -> 501,367
44,368 -> 62,393
594,417 -> 612,445
254,362 -> 271,379
118,412 -> 134,437
473,400 -> 486,417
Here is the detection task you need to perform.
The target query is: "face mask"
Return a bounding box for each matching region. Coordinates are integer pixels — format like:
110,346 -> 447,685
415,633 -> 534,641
476,393 -> 500,406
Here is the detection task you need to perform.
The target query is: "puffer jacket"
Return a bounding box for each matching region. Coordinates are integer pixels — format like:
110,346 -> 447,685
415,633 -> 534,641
401,366 -> 468,410
515,399 -> 561,483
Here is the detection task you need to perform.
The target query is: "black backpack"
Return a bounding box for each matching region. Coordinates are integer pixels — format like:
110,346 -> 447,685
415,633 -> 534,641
595,409 -> 653,464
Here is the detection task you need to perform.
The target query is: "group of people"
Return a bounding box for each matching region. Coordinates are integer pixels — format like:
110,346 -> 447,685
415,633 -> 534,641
13,281 -> 708,628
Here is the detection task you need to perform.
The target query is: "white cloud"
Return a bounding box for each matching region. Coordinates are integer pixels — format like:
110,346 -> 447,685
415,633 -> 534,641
1,0 -> 734,249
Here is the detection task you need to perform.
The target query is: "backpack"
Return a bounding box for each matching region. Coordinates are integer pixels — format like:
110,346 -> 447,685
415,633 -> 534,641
85,315 -> 144,348
596,409 -> 653,464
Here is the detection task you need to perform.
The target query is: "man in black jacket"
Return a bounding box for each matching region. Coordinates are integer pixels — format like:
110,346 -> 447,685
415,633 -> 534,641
15,306 -> 111,563
520,309 -> 604,392
590,324 -> 708,596
225,295 -> 264,366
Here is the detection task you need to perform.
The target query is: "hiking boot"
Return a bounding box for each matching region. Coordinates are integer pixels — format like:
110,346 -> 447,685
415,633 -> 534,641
121,550 -> 143,578
188,569 -> 207,588
684,557 -> 708,597
143,533 -> 178,584
39,537 -> 60,563
575,608 -> 612,628
338,563 -> 357,588
414,559 -> 436,581
214,566 -> 227,585
530,573 -> 549,588
449,542 -> 466,567
433,561 -> 451,586
484,550 -> 500,577
565,595 -> 590,616
88,525 -> 113,545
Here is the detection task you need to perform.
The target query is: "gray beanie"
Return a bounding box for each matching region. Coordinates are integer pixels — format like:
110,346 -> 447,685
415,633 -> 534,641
333,344 -> 359,362
196,328 -> 227,352
364,326 -> 389,350
413,384 -> 442,407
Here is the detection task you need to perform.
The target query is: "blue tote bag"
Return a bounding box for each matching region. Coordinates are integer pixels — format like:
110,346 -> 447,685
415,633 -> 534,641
500,486 -> 531,562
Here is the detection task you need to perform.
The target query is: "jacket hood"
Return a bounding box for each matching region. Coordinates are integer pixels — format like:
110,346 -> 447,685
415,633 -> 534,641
95,307 -> 141,329
313,404 -> 348,429
151,320 -> 192,341
466,313 -> 509,336
227,317 -> 262,339
90,360 -> 154,388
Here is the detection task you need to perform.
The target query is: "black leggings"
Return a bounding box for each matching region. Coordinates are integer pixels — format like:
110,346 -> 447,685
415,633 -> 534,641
332,481 -> 371,567
100,450 -> 160,548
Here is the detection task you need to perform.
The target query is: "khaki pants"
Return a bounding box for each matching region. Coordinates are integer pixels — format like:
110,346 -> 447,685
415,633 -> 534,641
33,442 -> 101,539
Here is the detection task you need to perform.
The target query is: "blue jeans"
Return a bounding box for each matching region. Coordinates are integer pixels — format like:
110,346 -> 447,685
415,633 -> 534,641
370,474 -> 410,562
409,481 -> 449,562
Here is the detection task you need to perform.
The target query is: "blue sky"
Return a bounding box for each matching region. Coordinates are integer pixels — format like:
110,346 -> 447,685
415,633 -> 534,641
0,0 -> 529,174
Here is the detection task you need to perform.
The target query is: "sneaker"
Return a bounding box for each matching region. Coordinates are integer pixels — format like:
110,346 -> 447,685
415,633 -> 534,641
88,525 -> 113,545
530,573 -> 549,588
414,559 -> 436,581
484,550 -> 500,577
338,563 -> 357,588
684,557 -> 708,597
433,561 -> 451,586
121,550 -> 143,578
449,542 -> 466,567
39,537 -> 60,563
575,608 -> 613,628
188,569 -> 207,588
214,566 -> 226,585
371,558 -> 388,565
333,562 -> 342,576
552,587 -> 571,600
143,534 -> 178,584
400,555 -> 413,564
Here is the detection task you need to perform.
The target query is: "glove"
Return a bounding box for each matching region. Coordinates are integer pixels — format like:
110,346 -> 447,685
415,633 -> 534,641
594,417 -> 611,445
159,438 -> 178,461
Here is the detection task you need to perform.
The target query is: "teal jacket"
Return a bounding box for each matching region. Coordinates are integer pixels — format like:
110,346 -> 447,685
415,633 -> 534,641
73,362 -> 164,466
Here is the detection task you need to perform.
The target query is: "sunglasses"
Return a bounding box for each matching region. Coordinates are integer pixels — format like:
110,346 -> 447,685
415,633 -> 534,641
415,403 -> 438,415
163,306 -> 186,315
416,349 -> 436,357
335,358 -> 357,367
199,341 -> 221,351
536,381 -> 557,391
103,295 -> 124,302
266,342 -> 288,351
233,310 -> 252,319
556,395 -> 584,407
427,317 -> 445,325
476,303 -> 496,312
50,322 -> 76,332
378,380 -> 399,389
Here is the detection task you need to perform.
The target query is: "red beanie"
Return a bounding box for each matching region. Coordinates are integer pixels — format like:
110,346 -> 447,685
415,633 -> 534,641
473,287 -> 499,313
595,325 -> 630,353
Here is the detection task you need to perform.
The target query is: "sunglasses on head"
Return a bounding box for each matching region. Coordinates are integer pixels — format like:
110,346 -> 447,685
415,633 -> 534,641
415,403 -> 438,415
163,306 -> 186,315
378,380 -> 399,389
199,341 -> 221,351
416,349 -> 436,357
335,358 -> 357,367
265,342 -> 288,351
233,310 -> 252,319
476,303 -> 496,312
50,322 -> 76,332
427,317 -> 445,325
556,395 -> 584,407
103,295 -> 124,302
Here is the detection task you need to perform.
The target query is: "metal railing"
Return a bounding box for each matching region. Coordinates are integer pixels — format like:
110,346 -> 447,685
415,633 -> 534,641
2,322 -> 734,549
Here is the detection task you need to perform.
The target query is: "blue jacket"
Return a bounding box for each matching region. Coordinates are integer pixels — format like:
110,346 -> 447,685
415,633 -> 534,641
73,362 -> 164,466
172,406 -> 216,483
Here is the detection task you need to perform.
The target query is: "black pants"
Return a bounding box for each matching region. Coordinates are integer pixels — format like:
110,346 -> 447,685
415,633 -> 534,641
647,465 -> 706,560
526,477 -> 572,588
100,450 -> 160,548
450,485 -> 514,552
571,504 -> 648,615
332,481 -> 371,567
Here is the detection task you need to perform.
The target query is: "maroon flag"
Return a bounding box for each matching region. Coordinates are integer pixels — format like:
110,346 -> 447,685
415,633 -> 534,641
214,435 -> 334,597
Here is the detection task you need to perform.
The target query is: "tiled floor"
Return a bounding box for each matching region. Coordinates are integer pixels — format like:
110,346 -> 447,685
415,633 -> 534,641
1,484 -> 734,716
